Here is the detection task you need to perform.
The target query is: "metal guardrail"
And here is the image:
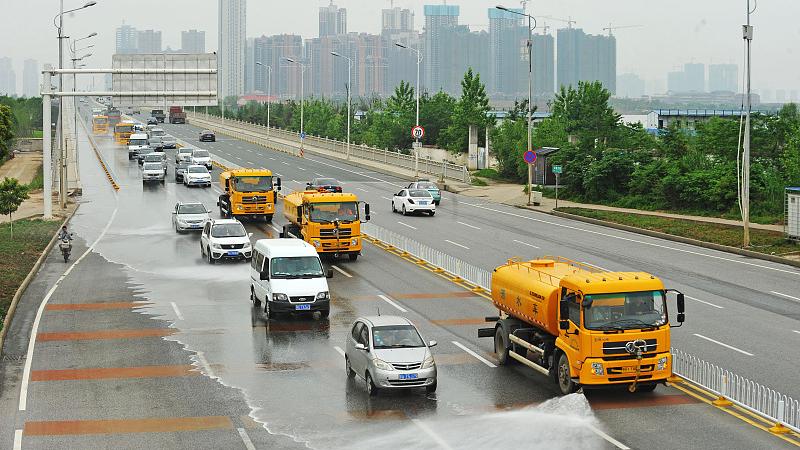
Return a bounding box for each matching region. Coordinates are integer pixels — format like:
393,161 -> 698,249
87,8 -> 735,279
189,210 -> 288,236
672,348 -> 800,433
362,222 -> 799,434
186,112 -> 471,183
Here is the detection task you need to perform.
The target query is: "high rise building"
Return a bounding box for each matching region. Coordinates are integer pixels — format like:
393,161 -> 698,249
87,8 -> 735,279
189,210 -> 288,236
115,24 -> 138,54
309,32 -> 388,99
667,70 -> 686,92
252,34 -> 303,99
683,63 -> 704,92
219,0 -> 247,98
23,59 -> 39,98
319,2 -> 347,38
383,26 -> 421,98
708,63 -> 737,92
137,30 -> 162,53
776,89 -> 787,103
533,33 -> 555,97
488,7 -> 526,97
423,4 -> 459,94
245,38 -> 255,94
181,30 -> 206,54
616,73 -> 645,98
382,7 -> 414,33
0,57 -> 16,96
557,28 -> 616,93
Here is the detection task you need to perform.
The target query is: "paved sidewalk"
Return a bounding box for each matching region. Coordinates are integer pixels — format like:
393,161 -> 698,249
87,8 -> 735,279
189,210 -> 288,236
452,182 -> 784,232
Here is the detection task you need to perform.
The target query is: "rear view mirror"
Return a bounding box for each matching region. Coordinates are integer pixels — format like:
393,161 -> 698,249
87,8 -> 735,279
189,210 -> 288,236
355,343 -> 366,351
327,269 -> 334,279
248,233 -> 254,238
428,340 -> 437,347
259,272 -> 269,281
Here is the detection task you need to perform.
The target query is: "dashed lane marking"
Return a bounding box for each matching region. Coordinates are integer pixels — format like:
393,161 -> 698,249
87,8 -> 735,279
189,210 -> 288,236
587,425 -> 631,450
693,333 -> 753,356
12,430 -> 21,450
170,302 -> 184,320
451,341 -> 496,368
237,428 -> 257,450
332,265 -> 353,278
770,290 -> 800,303
333,346 -> 346,357
397,221 -> 417,230
444,239 -> 469,250
512,239 -> 540,249
685,295 -> 724,309
457,221 -> 480,230
377,294 -> 408,313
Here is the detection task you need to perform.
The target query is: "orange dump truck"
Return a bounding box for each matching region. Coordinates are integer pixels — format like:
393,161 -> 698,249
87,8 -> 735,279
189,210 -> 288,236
478,257 -> 685,395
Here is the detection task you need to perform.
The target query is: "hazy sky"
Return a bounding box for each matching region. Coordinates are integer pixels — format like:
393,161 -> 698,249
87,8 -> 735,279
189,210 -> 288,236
1,0 -> 798,94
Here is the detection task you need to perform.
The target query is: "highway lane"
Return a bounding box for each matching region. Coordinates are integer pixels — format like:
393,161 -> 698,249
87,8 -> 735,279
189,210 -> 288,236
157,118 -> 800,400
49,112 -> 792,449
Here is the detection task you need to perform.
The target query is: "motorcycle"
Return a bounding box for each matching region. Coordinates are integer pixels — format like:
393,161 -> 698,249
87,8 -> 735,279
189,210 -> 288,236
59,236 -> 73,263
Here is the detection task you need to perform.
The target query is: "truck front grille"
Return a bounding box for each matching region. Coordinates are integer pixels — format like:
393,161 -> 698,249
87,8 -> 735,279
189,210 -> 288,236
602,339 -> 657,355
242,196 -> 269,204
319,228 -> 352,238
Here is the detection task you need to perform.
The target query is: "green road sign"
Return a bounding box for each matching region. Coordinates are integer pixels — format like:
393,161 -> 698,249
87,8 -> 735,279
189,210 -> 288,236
552,165 -> 562,174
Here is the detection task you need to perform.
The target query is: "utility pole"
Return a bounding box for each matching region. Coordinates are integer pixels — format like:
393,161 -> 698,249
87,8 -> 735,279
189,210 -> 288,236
742,0 -> 754,247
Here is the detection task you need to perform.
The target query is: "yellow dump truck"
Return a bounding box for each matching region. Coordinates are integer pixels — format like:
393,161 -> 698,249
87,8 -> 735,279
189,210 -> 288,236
92,114 -> 109,134
478,257 -> 685,395
217,169 -> 281,222
280,190 -> 370,261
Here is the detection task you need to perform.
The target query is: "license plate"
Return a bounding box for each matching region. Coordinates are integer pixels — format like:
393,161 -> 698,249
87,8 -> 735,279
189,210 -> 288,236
295,304 -> 311,311
419,201 -> 428,205
190,224 -> 201,228
399,373 -> 418,379
226,251 -> 239,256
621,366 -> 636,373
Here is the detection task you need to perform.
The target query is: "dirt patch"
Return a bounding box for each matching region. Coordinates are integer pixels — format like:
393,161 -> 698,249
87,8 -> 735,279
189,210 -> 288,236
0,152 -> 42,185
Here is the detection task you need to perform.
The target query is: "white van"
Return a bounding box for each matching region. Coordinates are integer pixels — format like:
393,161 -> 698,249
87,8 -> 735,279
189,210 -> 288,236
127,133 -> 150,160
250,239 -> 333,319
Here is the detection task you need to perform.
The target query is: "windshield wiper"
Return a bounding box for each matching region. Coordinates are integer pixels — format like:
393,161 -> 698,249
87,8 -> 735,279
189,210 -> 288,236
602,318 -> 657,329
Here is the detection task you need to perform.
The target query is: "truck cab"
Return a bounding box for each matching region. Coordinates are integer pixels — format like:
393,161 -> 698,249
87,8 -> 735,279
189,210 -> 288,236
217,169 -> 281,222
280,191 -> 370,261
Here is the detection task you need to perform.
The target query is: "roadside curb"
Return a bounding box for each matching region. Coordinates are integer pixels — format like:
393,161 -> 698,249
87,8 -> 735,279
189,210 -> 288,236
0,206 -> 79,354
550,210 -> 800,269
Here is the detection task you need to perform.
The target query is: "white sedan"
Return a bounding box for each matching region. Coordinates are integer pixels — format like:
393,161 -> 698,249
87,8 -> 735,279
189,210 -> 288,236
392,189 -> 436,216
183,165 -> 212,187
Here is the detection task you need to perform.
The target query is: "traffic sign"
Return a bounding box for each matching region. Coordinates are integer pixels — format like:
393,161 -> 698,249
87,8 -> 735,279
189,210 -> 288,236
523,150 -> 537,164
411,125 -> 425,140
300,132 -> 306,140
552,165 -> 562,174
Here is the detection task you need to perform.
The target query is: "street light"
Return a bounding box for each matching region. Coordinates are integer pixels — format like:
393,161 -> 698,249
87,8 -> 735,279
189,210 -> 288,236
255,61 -> 272,139
285,57 -> 306,158
51,0 -> 97,211
395,42 -> 422,178
330,51 -> 352,161
497,5 -> 537,204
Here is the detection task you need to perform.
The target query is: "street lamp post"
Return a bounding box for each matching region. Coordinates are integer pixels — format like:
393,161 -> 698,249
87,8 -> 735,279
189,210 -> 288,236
330,52 -> 352,161
285,58 -> 306,158
742,0 -> 755,247
69,32 -> 95,189
53,0 -> 96,209
255,61 -> 272,139
497,5 -> 536,204
395,42 -> 422,178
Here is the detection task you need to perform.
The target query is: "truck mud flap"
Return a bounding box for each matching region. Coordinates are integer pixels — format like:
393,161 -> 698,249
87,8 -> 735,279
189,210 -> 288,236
478,328 -> 495,338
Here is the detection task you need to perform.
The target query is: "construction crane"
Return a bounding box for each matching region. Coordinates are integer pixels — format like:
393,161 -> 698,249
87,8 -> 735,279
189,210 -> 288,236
536,15 -> 576,29
602,23 -> 642,36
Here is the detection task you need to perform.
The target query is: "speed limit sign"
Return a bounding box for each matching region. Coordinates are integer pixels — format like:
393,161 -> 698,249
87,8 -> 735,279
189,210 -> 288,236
411,125 -> 425,140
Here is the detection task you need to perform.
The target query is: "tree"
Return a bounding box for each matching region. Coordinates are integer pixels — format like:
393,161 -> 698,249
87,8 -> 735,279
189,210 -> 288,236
551,81 -> 620,154
440,69 -> 492,152
0,177 -> 30,239
0,105 -> 14,159
419,91 -> 456,147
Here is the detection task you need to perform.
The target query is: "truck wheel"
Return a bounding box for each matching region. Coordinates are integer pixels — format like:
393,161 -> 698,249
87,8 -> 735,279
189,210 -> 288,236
494,327 -> 512,365
557,353 -> 578,395
348,253 -> 358,262
265,215 -> 273,223
251,286 -> 261,306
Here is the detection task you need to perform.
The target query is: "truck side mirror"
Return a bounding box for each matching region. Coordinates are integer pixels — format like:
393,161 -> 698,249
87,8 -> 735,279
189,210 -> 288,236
275,177 -> 282,191
364,203 -> 371,221
677,293 -> 685,313
297,206 -> 303,220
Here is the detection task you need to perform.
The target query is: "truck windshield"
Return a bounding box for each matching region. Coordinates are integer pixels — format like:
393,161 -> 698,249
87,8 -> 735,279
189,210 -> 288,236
308,202 -> 358,223
583,290 -> 667,330
116,125 -> 133,133
233,176 -> 273,192
270,256 -> 324,279
372,325 -> 425,349
94,117 -> 107,124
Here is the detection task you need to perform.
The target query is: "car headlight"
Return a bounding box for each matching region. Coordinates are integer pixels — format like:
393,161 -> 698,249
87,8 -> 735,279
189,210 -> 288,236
316,291 -> 330,300
657,357 -> 668,371
211,243 -> 222,249
422,356 -> 435,369
373,358 -> 394,371
272,293 -> 288,302
311,239 -> 321,248
350,238 -> 358,246
591,362 -> 604,376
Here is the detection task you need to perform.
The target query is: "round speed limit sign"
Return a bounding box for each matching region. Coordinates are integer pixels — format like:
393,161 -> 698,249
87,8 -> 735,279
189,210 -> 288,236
411,125 -> 425,140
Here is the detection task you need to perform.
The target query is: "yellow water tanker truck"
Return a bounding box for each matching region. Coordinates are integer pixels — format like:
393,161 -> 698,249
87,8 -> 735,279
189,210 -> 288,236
217,169 -> 281,222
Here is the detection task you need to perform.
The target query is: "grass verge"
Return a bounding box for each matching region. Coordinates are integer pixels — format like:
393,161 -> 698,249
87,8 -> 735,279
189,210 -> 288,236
27,164 -> 43,190
0,219 -> 61,332
557,207 -> 800,256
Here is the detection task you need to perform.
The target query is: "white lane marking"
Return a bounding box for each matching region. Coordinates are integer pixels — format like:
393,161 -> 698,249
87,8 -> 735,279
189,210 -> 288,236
693,333 -> 754,356
246,161 -> 254,165
269,224 -> 282,234
297,167 -> 307,171
291,180 -> 303,185
237,428 -> 257,450
315,172 -> 325,177
246,149 -> 253,153
19,203 -> 119,411
332,265 -> 353,278
397,221 -> 417,230
685,295 -> 724,309
377,294 -> 408,313
170,302 -> 184,320
770,291 -> 800,303
445,239 -> 470,250
587,424 -> 630,450
793,330 -> 800,334
513,239 -> 540,249
356,187 -> 368,192
333,346 -> 346,357
269,157 -> 275,160
457,221 -> 480,230
581,261 -> 612,271
12,430 -> 22,450
451,341 -> 496,368
462,202 -> 800,277
281,161 -> 290,165
381,196 -> 390,201
411,418 -> 454,450
305,156 -> 403,188
235,157 -> 243,160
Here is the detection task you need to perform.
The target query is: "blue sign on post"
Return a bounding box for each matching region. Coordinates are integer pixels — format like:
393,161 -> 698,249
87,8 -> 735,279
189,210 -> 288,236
523,150 -> 537,164
300,132 -> 306,140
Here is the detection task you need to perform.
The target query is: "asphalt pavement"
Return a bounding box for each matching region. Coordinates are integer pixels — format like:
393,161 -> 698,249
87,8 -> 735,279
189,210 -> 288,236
158,118 -> 800,401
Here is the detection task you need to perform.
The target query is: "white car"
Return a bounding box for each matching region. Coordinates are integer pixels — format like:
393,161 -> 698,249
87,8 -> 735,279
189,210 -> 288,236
392,189 -> 436,216
249,239 -> 333,320
191,149 -> 212,169
142,162 -> 165,184
200,219 -> 252,264
184,165 -> 212,188
148,127 -> 166,139
345,316 -> 437,396
141,152 -> 167,172
176,146 -> 194,163
171,202 -> 209,233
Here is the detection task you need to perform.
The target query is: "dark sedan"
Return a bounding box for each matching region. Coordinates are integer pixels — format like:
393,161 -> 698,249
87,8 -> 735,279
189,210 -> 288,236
175,161 -> 191,183
199,130 -> 216,142
306,177 -> 342,193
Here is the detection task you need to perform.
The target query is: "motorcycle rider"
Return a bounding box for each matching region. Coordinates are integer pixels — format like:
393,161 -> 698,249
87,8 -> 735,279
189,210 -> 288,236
57,225 -> 72,242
